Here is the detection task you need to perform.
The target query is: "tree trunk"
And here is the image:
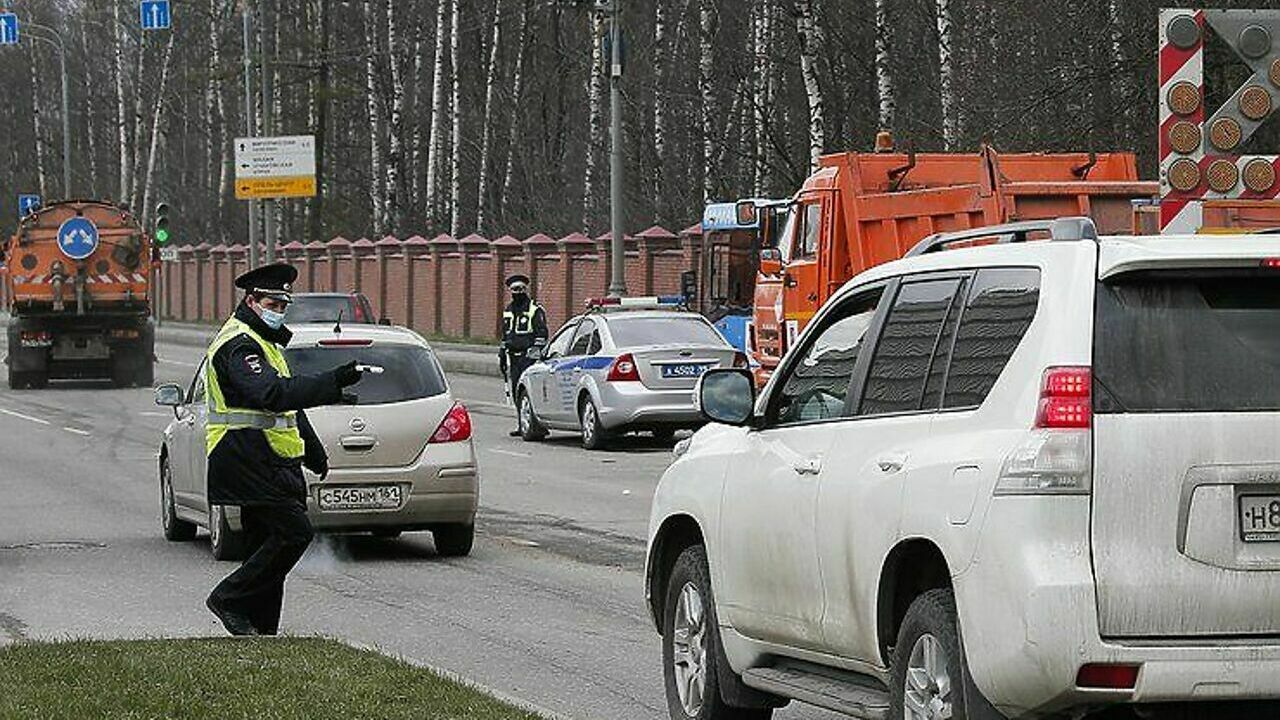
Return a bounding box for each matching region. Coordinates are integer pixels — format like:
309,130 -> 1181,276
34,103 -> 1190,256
364,0 -> 385,234
875,0 -> 894,132
936,0 -> 958,150
499,0 -> 531,226
700,0 -> 716,203
114,0 -> 131,203
78,25 -> 100,199
753,0 -> 776,196
307,0 -> 330,243
385,0 -> 405,233
793,0 -> 825,172
475,0 -> 503,235
448,0 -> 462,237
409,24 -> 425,216
28,42 -> 48,199
1108,0 -> 1126,143
425,0 -> 449,227
652,0 -> 667,223
582,10 -> 606,233
130,33 -> 149,211
142,33 -> 178,227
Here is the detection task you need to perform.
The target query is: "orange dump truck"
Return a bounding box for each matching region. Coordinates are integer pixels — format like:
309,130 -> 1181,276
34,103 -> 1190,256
751,143 -> 1159,382
3,201 -> 154,388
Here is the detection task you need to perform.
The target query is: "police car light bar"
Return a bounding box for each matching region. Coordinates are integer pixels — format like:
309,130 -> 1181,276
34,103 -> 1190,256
585,296 -> 687,312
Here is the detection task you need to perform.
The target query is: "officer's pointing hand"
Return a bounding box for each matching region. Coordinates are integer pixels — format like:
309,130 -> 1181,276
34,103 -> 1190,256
334,360 -> 362,388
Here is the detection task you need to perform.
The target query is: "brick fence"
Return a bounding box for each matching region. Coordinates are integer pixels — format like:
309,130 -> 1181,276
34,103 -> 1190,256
150,224 -> 710,340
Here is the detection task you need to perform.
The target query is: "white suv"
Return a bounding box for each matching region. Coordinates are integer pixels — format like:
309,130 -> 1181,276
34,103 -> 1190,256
645,218 -> 1280,720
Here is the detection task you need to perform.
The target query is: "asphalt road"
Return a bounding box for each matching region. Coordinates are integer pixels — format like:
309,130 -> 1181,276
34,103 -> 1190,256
0,338 -> 841,720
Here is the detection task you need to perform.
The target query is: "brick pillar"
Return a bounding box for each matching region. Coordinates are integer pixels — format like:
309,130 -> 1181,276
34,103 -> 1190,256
427,234 -> 456,335
193,244 -> 211,322
558,232 -> 595,317
458,234 -> 490,338
209,245 -> 228,320
351,238 -> 376,295
491,235 -> 524,338
402,236 -> 430,330
303,241 -> 325,290
636,226 -> 679,296
327,236 -> 351,291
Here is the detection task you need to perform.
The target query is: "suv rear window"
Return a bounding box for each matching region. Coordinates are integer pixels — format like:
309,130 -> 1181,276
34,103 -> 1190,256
1095,273 -> 1280,413
286,344 -> 445,405
607,316 -> 726,347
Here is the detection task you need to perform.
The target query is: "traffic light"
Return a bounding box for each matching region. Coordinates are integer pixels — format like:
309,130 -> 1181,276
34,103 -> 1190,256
153,202 -> 171,245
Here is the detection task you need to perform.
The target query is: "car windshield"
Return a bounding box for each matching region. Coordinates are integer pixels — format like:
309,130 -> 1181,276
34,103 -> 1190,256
287,296 -> 357,324
607,316 -> 727,348
285,344 -> 445,405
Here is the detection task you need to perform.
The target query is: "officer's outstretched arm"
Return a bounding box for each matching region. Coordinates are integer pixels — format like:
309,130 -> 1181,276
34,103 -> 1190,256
215,339 -> 344,413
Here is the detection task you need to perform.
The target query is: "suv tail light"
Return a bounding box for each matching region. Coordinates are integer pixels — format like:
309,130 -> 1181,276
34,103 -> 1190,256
429,403 -> 472,444
607,353 -> 640,382
996,366 -> 1093,496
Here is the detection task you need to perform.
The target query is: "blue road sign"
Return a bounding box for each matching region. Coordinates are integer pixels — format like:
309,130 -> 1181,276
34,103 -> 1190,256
57,217 -> 100,261
18,194 -> 40,219
140,0 -> 170,31
0,13 -> 18,45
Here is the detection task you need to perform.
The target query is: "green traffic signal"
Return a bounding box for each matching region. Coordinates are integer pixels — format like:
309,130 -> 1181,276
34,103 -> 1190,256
154,202 -> 170,245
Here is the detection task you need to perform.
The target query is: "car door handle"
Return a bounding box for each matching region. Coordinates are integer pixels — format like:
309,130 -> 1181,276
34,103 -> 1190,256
793,456 -> 823,476
877,453 -> 908,474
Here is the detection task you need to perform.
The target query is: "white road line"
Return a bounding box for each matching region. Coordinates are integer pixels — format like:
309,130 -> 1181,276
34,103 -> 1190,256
0,408 -> 51,426
139,411 -> 170,417
489,448 -> 530,458
158,358 -> 198,368
63,427 -> 91,436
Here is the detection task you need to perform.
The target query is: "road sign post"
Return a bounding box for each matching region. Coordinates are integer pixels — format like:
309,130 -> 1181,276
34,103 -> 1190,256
18,194 -> 40,220
140,0 -> 171,31
0,13 -> 18,44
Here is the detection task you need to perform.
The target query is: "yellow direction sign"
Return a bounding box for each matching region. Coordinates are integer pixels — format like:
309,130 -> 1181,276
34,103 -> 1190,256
235,176 -> 317,200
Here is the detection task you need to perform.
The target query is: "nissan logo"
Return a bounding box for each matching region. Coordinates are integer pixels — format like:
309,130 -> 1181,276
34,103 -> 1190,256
350,417 -> 367,433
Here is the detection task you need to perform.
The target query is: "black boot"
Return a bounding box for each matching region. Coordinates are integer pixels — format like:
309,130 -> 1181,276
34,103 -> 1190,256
206,595 -> 260,636
508,429 -> 522,437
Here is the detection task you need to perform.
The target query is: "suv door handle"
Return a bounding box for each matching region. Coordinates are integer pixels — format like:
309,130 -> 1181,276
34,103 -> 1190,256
793,456 -> 823,476
877,452 -> 908,474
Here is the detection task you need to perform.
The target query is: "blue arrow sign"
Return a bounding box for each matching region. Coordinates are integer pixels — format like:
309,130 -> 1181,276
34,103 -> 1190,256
0,13 -> 18,45
18,194 -> 40,219
57,217 -> 100,261
140,0 -> 170,31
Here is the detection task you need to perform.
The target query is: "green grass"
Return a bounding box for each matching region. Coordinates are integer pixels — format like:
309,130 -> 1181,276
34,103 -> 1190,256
0,637 -> 543,720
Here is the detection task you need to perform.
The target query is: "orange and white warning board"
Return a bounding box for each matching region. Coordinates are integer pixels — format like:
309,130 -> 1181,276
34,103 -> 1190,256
234,135 -> 317,200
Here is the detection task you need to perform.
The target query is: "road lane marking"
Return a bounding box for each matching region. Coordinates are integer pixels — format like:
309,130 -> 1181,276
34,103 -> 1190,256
0,408 -> 51,426
139,411 -> 170,417
489,449 -> 530,458
63,427 -> 91,436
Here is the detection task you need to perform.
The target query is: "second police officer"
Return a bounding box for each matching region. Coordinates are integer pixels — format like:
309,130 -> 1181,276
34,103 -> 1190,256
499,274 -> 548,436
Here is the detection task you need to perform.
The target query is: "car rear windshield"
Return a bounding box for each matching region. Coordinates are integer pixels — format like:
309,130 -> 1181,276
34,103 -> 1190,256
607,316 -> 727,347
287,296 -> 356,324
285,344 -> 446,405
1094,272 -> 1280,413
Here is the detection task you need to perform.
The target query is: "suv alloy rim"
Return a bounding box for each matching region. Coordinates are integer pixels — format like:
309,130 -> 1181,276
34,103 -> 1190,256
210,505 -> 222,547
161,461 -> 173,528
582,403 -> 596,445
671,581 -> 707,717
519,395 -> 532,434
904,632 -> 952,720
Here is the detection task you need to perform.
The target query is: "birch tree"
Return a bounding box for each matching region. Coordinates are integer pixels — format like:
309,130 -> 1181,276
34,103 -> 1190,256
363,0 -> 386,234
582,10 -> 606,232
652,0 -> 667,222
77,24 -> 100,198
1107,0 -> 1126,140
28,42 -> 48,199
424,0 -> 449,226
448,0 -> 462,236
475,0 -> 503,235
113,0 -> 131,203
385,0 -> 405,231
936,0 -> 958,150
753,0 -> 776,196
307,0 -> 332,243
700,0 -> 716,203
129,34 -> 148,210
141,32 -> 178,226
875,0 -> 894,132
499,0 -> 532,225
793,0 -> 825,172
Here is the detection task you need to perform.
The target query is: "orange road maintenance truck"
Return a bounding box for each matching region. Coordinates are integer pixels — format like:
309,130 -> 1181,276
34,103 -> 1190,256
750,138 -> 1159,384
3,201 -> 155,389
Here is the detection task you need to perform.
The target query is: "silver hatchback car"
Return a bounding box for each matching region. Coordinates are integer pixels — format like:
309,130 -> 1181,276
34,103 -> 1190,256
156,324 -> 479,560
516,299 -> 744,449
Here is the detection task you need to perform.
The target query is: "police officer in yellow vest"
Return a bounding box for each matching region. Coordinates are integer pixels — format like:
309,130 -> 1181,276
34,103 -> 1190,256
499,274 -> 547,436
204,262 -> 363,636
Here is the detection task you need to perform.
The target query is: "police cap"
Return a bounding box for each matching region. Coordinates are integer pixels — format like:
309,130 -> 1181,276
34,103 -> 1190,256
235,262 -> 298,302
505,274 -> 531,290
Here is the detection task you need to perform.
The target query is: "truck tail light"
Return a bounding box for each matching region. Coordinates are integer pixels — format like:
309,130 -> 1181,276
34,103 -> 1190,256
1036,366 -> 1091,429
607,353 -> 640,382
1076,663 -> 1140,690
19,330 -> 52,348
996,366 -> 1093,496
429,403 -> 472,444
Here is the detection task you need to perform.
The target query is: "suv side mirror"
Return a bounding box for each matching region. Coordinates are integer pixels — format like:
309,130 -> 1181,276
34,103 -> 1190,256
697,369 -> 756,426
527,346 -> 544,361
155,383 -> 184,408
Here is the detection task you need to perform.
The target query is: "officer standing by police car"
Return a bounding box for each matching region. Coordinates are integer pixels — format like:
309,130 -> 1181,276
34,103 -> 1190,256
499,274 -> 548,436
203,262 -> 363,636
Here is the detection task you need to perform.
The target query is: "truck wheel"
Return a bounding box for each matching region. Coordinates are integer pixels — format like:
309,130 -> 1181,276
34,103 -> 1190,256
209,505 -> 249,561
111,356 -> 134,388
663,546 -> 772,720
7,367 -> 25,390
160,455 -> 197,542
136,358 -> 155,388
889,589 -> 1005,720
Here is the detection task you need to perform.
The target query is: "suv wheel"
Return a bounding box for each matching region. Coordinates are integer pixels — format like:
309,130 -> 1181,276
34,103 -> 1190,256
663,546 -> 772,720
209,505 -> 248,561
889,589 -> 1004,720
580,398 -> 609,451
519,392 -> 548,441
160,455 -> 196,542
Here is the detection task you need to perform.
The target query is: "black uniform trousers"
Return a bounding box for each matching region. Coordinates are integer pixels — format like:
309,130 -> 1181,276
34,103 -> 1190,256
207,500 -> 313,635
507,352 -> 534,403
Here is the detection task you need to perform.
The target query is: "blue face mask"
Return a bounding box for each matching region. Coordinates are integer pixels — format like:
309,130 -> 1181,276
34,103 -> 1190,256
259,307 -> 287,330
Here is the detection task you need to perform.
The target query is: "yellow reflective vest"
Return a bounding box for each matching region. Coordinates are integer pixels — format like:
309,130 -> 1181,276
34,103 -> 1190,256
204,317 -> 305,460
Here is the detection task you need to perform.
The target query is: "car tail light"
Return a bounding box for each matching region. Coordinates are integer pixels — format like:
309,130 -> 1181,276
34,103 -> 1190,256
996,366 -> 1093,496
732,352 -> 749,368
607,353 -> 640,382
1076,663 -> 1140,690
318,338 -> 373,347
1036,366 -> 1091,429
1262,258 -> 1280,270
429,403 -> 472,444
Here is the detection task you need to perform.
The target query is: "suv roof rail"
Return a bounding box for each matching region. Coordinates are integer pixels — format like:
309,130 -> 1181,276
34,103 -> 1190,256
905,216 -> 1098,258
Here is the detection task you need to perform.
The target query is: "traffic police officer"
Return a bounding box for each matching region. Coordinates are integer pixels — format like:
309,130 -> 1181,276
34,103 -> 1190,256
204,262 -> 363,636
499,274 -> 548,436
